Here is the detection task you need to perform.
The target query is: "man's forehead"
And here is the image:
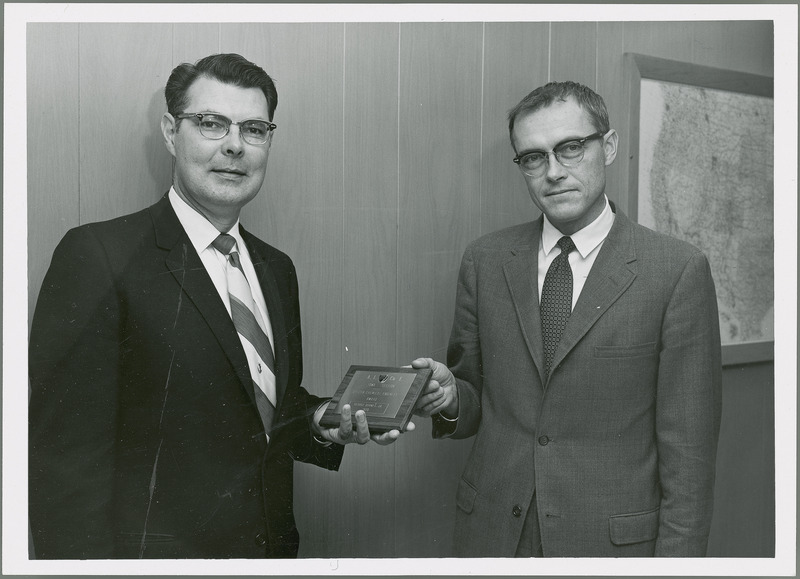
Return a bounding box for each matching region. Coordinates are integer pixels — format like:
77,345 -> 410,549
184,76 -> 269,116
514,100 -> 595,145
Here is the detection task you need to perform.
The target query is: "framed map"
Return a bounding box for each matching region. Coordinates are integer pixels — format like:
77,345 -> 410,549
625,54 -> 774,365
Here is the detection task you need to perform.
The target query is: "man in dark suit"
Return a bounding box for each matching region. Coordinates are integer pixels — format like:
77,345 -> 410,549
412,81 -> 722,557
29,53 -> 405,560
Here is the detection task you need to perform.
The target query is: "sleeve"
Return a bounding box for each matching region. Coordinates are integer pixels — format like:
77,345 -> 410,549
434,244 -> 483,440
654,251 -> 723,556
28,227 -> 121,559
265,255 -> 344,469
277,390 -> 344,469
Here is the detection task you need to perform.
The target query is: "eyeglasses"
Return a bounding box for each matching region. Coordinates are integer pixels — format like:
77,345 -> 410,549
176,112 -> 277,145
513,132 -> 605,177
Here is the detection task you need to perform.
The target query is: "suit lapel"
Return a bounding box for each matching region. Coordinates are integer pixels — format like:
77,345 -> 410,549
503,218 -> 547,385
151,196 -> 259,411
550,210 -> 637,375
241,228 -> 290,411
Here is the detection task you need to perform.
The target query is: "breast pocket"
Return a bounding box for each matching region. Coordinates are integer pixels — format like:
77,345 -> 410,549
590,342 -> 659,400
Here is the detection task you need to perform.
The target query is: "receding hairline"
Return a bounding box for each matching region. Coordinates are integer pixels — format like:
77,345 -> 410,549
509,96 -> 601,148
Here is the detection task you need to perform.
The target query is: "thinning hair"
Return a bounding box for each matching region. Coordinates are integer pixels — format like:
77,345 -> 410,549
507,81 -> 610,149
165,53 -> 277,120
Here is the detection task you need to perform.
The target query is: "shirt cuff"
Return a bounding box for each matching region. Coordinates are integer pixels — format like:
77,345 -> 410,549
431,410 -> 458,438
437,412 -> 458,422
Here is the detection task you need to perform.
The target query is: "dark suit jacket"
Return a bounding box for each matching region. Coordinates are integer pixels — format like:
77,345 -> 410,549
434,207 -> 722,557
29,195 -> 344,559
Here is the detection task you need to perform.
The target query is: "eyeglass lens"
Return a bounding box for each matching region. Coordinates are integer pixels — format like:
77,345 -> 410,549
197,114 -> 272,145
520,141 -> 587,174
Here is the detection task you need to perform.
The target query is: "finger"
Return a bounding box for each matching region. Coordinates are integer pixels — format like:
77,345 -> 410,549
372,430 -> 400,446
338,405 -> 353,441
411,357 -> 432,369
354,410 -> 370,445
416,388 -> 444,408
413,399 -> 441,417
423,380 -> 441,393
431,362 -> 453,383
420,401 -> 445,416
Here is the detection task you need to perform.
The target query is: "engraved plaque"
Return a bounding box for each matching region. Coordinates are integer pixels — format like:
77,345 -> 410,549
319,365 -> 432,433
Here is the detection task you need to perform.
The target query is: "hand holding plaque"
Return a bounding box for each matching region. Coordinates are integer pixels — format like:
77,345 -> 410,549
320,365 -> 432,434
410,357 -> 459,418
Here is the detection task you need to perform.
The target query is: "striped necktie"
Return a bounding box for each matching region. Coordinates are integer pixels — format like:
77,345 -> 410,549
212,233 -> 277,438
540,236 -> 576,378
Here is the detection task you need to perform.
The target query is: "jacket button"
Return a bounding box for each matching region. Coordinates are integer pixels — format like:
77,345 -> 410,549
255,532 -> 267,547
538,435 -> 550,446
512,505 -> 522,517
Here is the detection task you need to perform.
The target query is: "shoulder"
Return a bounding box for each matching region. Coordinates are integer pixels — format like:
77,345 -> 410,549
240,228 -> 295,269
610,213 -> 714,294
615,211 -> 706,263
56,203 -> 157,257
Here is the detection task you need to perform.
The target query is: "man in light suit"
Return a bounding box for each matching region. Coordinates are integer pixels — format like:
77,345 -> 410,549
29,53 -> 406,560
412,81 -> 722,557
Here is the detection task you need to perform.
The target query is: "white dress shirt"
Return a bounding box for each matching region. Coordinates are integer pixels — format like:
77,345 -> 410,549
168,188 -> 275,352
538,195 -> 616,309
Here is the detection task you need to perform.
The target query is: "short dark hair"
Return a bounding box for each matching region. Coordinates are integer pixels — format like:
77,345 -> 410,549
165,53 -> 277,120
507,81 -> 609,149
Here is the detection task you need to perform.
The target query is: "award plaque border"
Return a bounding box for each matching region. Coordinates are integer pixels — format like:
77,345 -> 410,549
319,365 -> 432,434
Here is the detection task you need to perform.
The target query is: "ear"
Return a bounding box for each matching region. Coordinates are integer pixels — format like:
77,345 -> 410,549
603,129 -> 619,166
161,113 -> 178,157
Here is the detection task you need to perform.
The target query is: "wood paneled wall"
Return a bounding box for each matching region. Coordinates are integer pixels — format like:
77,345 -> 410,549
27,21 -> 774,558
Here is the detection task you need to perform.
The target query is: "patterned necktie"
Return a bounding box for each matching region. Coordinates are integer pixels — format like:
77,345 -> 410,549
212,233 -> 277,437
540,236 -> 576,377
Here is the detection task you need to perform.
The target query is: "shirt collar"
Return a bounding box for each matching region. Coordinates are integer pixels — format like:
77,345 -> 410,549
168,187 -> 243,254
541,195 -> 615,258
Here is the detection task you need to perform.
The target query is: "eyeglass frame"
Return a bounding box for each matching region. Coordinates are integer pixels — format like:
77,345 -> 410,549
175,112 -> 277,145
512,131 -> 607,176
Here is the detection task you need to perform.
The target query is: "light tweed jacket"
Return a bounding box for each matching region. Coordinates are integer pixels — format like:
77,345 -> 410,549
434,206 -> 722,557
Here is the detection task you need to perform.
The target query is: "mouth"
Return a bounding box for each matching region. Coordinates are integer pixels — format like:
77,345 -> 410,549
212,167 -> 246,177
546,189 -> 574,197
212,168 -> 247,177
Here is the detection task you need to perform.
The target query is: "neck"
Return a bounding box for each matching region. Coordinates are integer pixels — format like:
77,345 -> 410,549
173,185 -> 240,233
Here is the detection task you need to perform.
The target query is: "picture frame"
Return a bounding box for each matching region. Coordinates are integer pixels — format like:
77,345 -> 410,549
624,53 -> 774,366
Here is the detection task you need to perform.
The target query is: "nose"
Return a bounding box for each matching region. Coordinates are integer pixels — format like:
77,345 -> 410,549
221,124 -> 245,157
544,151 -> 567,181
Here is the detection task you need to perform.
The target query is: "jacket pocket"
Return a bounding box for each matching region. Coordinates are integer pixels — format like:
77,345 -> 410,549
594,342 -> 657,359
608,506 -> 660,545
455,478 -> 478,514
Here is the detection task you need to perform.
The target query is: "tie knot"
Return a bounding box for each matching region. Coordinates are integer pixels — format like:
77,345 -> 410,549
212,233 -> 237,256
557,236 -> 575,256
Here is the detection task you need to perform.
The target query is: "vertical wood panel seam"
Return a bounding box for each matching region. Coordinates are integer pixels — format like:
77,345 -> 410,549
342,23 -> 347,384
479,23 -> 485,237
394,23 -> 402,557
621,23 -> 628,212
595,22 -> 599,89
547,22 -> 552,81
395,23 -> 402,369
78,24 -> 83,225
